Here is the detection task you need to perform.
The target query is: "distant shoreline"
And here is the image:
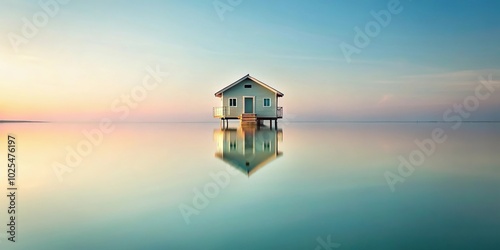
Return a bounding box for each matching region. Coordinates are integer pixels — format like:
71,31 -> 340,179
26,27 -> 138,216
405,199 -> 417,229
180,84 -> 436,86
0,121 -> 47,123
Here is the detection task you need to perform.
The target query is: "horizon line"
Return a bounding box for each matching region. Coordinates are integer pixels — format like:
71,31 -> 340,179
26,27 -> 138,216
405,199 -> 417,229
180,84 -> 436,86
2,120 -> 500,124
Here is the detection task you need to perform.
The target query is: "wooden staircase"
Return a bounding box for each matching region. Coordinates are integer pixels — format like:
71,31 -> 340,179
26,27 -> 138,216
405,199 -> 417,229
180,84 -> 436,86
239,113 -> 257,124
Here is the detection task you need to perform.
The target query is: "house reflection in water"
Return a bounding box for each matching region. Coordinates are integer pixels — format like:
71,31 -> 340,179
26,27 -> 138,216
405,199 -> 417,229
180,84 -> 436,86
214,126 -> 283,176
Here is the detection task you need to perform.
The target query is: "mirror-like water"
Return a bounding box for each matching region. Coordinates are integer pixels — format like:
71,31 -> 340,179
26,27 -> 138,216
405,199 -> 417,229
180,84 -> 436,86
0,122 -> 499,249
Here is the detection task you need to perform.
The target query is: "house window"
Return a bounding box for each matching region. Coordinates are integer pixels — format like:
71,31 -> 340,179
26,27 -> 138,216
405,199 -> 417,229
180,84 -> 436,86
263,98 -> 271,107
229,98 -> 237,107
263,141 -> 271,151
244,84 -> 252,88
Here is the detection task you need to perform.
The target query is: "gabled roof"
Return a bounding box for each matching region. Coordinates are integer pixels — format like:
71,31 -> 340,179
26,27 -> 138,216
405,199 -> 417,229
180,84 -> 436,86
214,74 -> 284,97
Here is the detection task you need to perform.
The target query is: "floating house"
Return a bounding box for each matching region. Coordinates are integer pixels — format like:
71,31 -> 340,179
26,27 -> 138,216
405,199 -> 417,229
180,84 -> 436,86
213,74 -> 284,127
214,126 -> 283,176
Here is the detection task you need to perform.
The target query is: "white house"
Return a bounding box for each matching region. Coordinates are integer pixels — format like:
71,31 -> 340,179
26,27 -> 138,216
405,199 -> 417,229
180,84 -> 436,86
213,74 -> 284,127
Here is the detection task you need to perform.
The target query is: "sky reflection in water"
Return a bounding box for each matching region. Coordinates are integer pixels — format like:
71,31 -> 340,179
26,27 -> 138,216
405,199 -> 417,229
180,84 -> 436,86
0,122 -> 499,249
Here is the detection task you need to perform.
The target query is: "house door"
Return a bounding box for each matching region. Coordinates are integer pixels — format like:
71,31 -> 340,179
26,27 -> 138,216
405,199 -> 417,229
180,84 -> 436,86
244,97 -> 254,113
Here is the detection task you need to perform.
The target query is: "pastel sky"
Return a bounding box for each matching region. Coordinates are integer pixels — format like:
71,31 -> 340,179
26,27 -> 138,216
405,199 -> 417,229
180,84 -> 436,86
1,0 -> 499,122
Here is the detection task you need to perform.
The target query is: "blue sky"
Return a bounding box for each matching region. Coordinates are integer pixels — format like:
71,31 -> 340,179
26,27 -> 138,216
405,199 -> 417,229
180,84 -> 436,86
1,0 -> 499,121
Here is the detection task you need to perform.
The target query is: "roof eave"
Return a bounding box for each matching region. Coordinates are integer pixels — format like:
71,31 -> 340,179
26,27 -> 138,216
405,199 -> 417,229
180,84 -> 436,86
214,74 -> 284,98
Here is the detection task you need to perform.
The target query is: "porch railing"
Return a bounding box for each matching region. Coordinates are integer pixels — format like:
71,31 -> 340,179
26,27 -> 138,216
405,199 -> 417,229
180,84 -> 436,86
213,106 -> 227,118
277,107 -> 283,118
214,106 -> 283,118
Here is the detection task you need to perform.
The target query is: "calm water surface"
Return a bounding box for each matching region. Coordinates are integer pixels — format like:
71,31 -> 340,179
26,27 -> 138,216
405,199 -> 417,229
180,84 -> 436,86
0,122 -> 499,249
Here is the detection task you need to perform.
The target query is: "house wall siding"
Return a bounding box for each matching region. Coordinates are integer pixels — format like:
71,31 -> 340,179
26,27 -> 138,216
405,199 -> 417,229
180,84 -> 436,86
222,79 -> 277,117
